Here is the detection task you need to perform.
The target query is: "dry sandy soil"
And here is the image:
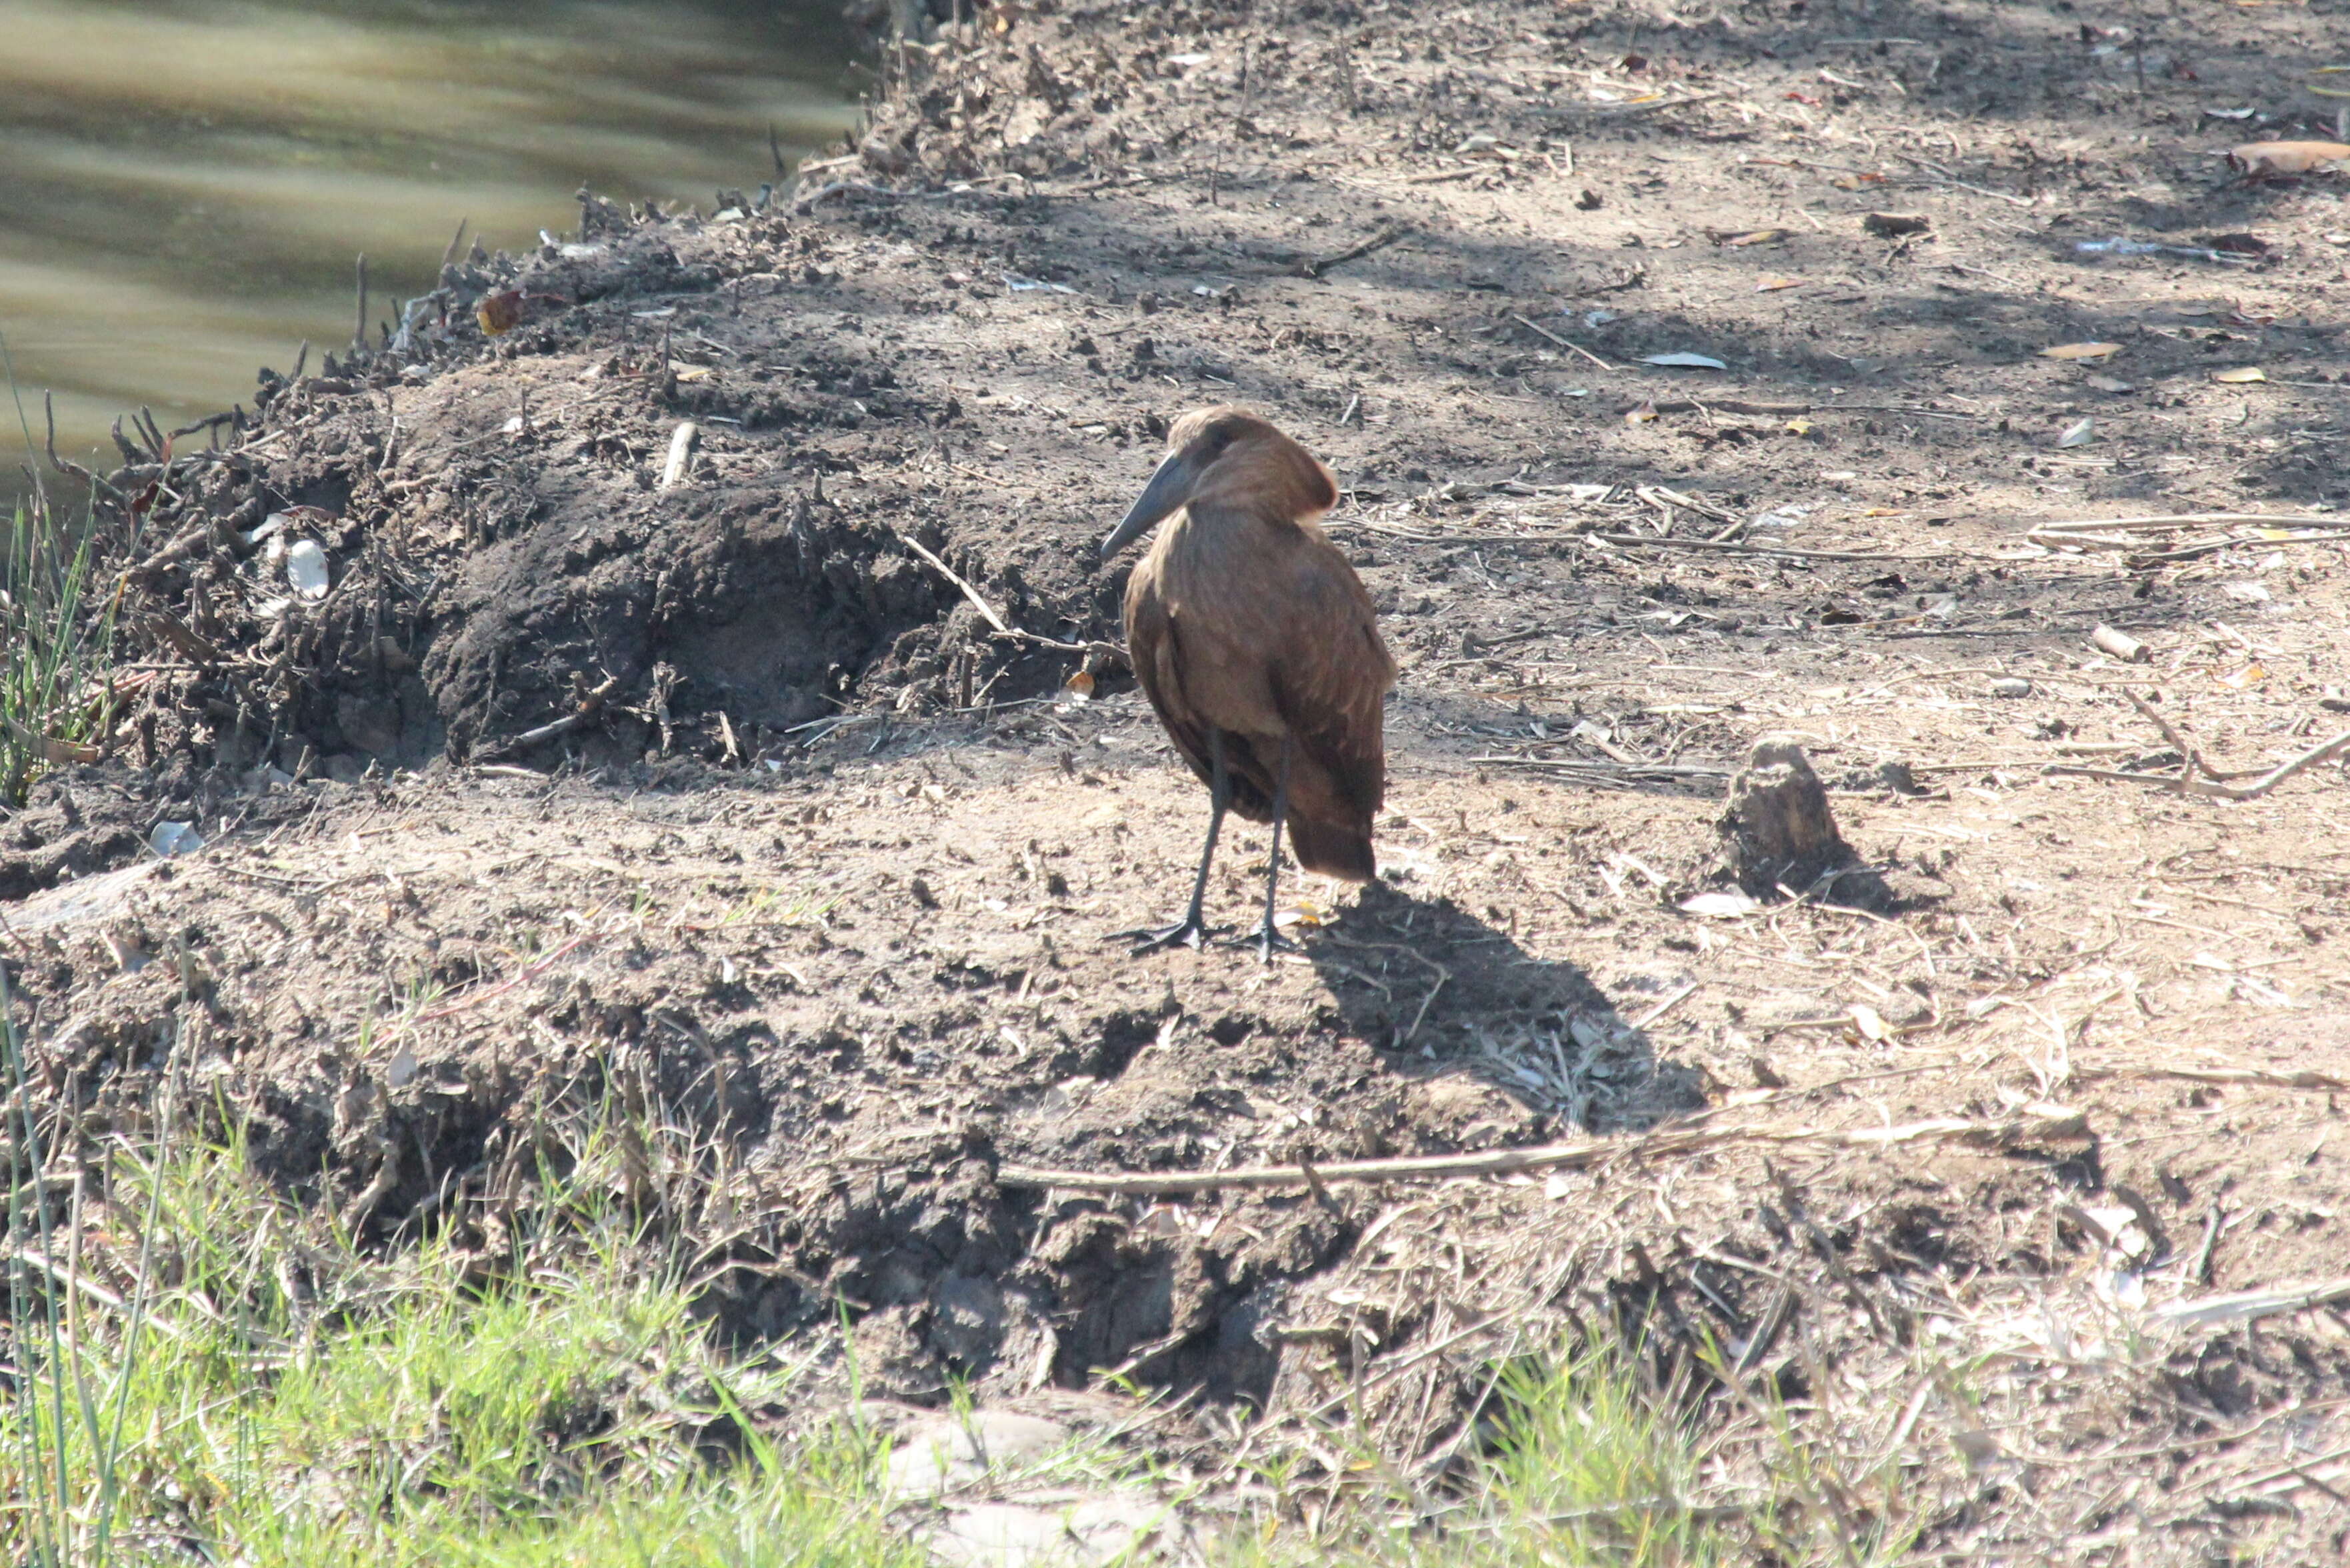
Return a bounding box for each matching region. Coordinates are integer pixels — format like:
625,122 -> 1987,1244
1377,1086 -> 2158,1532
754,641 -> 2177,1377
13,0 -> 2350,1557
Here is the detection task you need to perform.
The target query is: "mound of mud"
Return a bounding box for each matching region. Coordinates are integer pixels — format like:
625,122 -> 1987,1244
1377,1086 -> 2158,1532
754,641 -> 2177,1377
83,198 -> 1112,799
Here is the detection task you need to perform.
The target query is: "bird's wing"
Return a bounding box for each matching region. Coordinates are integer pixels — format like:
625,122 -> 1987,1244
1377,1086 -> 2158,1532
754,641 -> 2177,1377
1268,553 -> 1393,819
1126,569 -> 1221,793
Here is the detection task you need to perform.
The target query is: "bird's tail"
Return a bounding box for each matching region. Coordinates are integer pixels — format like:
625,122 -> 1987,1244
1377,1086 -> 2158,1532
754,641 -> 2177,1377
1288,815 -> 1377,882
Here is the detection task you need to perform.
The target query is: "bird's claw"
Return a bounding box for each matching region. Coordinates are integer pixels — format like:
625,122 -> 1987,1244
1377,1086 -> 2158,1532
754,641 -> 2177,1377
1223,923 -> 1303,964
1112,917 -> 1225,955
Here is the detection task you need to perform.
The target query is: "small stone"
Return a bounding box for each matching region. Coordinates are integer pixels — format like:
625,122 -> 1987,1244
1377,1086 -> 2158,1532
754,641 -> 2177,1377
885,1409 -> 1071,1499
927,1493 -> 1180,1568
1989,677 -> 2033,698
148,821 -> 204,859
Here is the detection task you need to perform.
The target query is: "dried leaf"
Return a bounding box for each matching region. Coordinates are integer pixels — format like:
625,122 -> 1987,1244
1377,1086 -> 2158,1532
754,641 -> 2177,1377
1710,228 -> 1785,247
1273,898 -> 1329,930
672,365 -> 713,383
2057,417 -> 2097,447
41,737 -> 99,765
1624,402 -> 1659,426
2228,139 -> 2350,177
1783,417 -> 1815,435
2213,365 -> 2267,383
2086,373 -> 2136,393
2041,342 -> 2123,361
285,539 -> 331,600
1679,891 -> 1762,918
1851,1003 -> 1891,1042
1755,274 -> 1804,292
1641,351 -> 1728,369
1061,670 -> 1095,703
477,289 -> 525,335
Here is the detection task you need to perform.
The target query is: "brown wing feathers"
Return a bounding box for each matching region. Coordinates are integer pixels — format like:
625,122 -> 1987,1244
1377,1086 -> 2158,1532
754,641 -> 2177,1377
1266,564 -> 1389,879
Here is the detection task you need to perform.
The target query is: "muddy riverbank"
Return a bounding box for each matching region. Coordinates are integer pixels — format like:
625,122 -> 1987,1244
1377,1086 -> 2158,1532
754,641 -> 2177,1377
13,0 -> 2350,1558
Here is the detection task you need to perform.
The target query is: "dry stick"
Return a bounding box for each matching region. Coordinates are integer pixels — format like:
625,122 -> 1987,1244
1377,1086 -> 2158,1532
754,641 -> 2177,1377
1587,533 -> 1956,563
1297,224 -> 1410,279
995,1109 -> 2088,1195
2029,511 -> 2332,536
899,532 -> 1127,665
993,628 -> 1128,665
353,254 -> 369,353
475,675 -> 621,761
1636,397 -> 1976,421
1511,312 -> 1615,372
2130,531 -> 2350,565
2089,623 -> 2149,663
1635,482 -> 1738,522
42,392 -> 121,502
1557,89 -> 1732,119
2126,691 -> 2210,781
2153,1276 -> 2350,1329
1471,755 -> 1730,780
659,421 -> 699,489
2077,1065 -> 2348,1092
1641,397 -> 1808,416
898,533 -> 1007,632
2214,1440 -> 2350,1505
2032,525 -> 2350,554
2048,729 -> 2350,802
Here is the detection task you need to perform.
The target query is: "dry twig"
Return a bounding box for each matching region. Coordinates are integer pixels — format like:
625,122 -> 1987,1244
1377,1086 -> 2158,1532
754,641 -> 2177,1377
475,675 -> 621,761
1296,225 -> 1410,279
900,533 -> 1009,633
1509,312 -> 1615,372
996,1107 -> 2087,1194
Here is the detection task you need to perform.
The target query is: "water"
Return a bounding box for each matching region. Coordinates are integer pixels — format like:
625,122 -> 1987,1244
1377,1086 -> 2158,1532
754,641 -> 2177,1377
0,0 -> 857,491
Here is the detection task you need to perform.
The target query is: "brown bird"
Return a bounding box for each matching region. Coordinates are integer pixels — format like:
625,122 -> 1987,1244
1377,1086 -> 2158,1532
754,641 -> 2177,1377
1099,407 -> 1395,959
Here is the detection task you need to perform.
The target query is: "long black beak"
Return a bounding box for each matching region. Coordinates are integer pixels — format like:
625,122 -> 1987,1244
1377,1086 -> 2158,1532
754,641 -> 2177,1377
1099,449 -> 1199,562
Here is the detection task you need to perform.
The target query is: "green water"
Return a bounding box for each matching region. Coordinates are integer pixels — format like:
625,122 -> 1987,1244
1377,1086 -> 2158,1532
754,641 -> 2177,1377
0,0 -> 857,487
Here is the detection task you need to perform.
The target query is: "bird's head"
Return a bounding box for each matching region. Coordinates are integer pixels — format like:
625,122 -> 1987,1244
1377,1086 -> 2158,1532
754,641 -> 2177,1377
1099,406 -> 1339,563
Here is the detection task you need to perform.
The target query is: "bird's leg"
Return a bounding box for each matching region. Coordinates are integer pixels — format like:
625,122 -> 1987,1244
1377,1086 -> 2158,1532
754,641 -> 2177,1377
1244,735 -> 1301,963
1116,729 -> 1232,953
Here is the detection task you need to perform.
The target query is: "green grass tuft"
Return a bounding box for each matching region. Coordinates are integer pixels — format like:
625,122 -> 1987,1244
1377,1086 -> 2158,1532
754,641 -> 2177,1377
0,495 -> 121,808
0,973 -> 923,1568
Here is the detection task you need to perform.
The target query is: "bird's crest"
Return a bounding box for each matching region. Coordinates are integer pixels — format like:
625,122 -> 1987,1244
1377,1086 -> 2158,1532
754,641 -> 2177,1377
1173,407 -> 1338,523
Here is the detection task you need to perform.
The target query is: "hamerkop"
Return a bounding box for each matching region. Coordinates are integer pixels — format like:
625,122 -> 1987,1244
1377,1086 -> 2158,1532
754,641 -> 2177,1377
1099,407 -> 1396,959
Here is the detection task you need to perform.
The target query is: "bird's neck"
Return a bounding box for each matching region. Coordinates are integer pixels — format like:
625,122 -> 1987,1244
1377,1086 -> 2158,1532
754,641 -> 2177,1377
1164,501 -> 1311,553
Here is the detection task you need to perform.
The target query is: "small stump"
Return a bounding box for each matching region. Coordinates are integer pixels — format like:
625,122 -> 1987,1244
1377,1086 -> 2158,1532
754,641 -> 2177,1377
1718,741 -> 1883,905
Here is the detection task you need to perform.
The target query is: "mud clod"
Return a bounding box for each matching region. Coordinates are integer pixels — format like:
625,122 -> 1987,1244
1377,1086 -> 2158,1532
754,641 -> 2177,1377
1717,741 -> 1879,907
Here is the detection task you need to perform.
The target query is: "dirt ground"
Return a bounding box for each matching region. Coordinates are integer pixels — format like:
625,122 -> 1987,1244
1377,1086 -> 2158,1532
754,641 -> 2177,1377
13,0 -> 2350,1557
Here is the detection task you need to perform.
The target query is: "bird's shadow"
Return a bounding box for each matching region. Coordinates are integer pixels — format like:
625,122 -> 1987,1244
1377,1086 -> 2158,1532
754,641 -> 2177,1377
1305,881 -> 1705,1137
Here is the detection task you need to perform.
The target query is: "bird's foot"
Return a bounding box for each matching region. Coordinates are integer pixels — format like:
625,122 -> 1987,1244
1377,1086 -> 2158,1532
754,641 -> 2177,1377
1111,915 -> 1225,955
1223,921 -> 1304,965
